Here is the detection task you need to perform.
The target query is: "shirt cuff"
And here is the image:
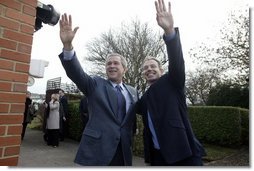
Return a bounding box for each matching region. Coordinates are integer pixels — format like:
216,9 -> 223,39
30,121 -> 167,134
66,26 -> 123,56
163,29 -> 176,41
63,49 -> 75,60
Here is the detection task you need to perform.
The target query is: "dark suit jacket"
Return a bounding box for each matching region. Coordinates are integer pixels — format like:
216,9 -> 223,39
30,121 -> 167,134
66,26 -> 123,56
59,53 -> 138,166
79,96 -> 89,129
60,95 -> 68,118
137,28 -> 205,164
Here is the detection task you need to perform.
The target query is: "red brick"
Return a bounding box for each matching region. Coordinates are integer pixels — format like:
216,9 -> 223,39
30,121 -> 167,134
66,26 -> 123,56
0,59 -> 14,71
4,146 -> 20,157
0,0 -> 22,11
21,0 -> 37,8
17,43 -> 32,54
0,126 -> 6,136
0,136 -> 21,146
13,83 -> 27,93
0,114 -> 23,125
0,148 -> 3,157
23,5 -> 36,16
0,70 -> 28,82
20,24 -> 34,35
0,49 -> 31,63
0,82 -> 12,91
5,8 -> 35,26
7,126 -> 22,135
3,29 -> 33,45
15,63 -> 29,73
0,93 -> 26,103
0,156 -> 19,166
0,16 -> 20,30
10,104 -> 24,113
0,38 -> 17,50
0,104 -> 9,113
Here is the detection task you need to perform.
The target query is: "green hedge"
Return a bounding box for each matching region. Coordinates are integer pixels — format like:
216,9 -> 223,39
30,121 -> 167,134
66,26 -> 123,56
133,115 -> 144,157
240,108 -> 249,145
67,102 -> 249,155
68,102 -> 83,141
188,106 -> 248,147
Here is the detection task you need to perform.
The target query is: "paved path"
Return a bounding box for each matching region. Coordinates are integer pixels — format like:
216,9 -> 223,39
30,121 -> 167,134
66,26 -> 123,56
18,128 -> 145,167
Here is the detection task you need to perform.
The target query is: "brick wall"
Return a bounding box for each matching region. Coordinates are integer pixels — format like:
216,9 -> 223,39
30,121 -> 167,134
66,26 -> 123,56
0,0 -> 37,166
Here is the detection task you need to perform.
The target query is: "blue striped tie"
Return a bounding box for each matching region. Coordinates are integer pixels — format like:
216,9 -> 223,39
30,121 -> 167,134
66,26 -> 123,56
115,85 -> 126,122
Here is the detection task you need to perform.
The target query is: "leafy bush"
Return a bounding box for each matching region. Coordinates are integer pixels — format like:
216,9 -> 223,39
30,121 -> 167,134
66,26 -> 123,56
240,108 -> 249,145
68,102 -> 83,141
188,106 -> 248,147
133,115 -> 144,157
67,102 -> 249,155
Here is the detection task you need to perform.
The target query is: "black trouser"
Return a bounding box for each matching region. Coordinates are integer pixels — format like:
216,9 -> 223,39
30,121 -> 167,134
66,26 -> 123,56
109,142 -> 124,166
21,122 -> 28,140
47,129 -> 59,146
150,147 -> 203,166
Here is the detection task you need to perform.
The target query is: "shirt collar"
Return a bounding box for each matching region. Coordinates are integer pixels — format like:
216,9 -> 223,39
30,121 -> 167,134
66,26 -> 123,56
109,81 -> 124,89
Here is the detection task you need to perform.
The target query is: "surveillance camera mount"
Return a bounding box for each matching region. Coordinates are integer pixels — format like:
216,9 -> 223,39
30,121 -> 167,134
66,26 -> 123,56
35,1 -> 60,31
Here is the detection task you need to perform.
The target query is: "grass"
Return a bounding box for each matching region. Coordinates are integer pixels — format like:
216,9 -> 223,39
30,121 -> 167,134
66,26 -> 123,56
202,143 -> 239,162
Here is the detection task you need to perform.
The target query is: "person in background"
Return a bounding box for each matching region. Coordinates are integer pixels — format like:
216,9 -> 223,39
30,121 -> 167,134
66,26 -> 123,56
21,91 -> 32,140
59,89 -> 68,141
136,0 -> 205,166
79,96 -> 89,131
46,93 -> 60,148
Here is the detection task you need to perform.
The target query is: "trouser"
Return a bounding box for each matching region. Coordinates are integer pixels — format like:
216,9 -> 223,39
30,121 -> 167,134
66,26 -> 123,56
47,129 -> 59,146
21,122 -> 28,140
109,141 -> 124,166
150,147 -> 203,166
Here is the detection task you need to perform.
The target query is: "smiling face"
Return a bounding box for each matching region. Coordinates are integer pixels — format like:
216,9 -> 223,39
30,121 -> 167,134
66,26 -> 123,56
142,58 -> 163,85
106,54 -> 127,84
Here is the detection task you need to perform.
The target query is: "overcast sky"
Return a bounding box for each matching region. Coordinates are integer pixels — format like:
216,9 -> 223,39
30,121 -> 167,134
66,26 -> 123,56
28,0 -> 251,94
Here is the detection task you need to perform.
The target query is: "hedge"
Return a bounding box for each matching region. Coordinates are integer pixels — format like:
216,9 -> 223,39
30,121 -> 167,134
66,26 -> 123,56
188,106 -> 248,147
67,102 -> 249,156
68,102 -> 83,141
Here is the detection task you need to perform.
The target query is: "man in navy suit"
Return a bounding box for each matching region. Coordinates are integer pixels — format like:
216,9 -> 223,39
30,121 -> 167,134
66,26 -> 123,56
137,0 -> 205,166
58,13 -> 138,166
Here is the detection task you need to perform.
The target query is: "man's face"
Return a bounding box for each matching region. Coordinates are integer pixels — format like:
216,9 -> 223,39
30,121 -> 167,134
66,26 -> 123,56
59,91 -> 63,97
142,59 -> 163,85
106,56 -> 126,84
26,92 -> 31,98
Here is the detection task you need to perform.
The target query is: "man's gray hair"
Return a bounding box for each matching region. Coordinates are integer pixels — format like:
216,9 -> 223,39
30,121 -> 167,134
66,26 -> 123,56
106,53 -> 127,69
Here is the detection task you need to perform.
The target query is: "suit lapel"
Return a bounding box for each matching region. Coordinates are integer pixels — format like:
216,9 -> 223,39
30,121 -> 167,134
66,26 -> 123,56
105,83 -> 118,119
121,84 -> 136,124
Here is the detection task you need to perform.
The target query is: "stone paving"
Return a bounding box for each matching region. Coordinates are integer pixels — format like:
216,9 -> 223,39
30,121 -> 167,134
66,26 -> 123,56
17,128 -> 145,167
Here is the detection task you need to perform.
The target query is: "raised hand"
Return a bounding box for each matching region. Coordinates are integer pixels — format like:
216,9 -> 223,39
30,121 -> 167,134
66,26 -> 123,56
155,0 -> 174,35
59,13 -> 79,50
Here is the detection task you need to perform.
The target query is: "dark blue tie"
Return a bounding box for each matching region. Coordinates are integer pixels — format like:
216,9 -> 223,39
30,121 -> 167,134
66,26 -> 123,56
115,85 -> 126,122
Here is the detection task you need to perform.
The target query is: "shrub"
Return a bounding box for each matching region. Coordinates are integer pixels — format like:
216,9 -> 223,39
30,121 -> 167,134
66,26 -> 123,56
67,102 -> 249,155
240,108 -> 249,145
188,106 -> 247,147
68,102 -> 83,141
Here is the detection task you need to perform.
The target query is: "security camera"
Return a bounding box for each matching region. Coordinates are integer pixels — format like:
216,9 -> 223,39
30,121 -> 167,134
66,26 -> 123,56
35,1 -> 60,31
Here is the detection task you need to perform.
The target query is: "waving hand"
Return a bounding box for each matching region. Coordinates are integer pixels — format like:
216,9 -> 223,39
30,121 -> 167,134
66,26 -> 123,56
155,0 -> 174,35
59,13 -> 79,50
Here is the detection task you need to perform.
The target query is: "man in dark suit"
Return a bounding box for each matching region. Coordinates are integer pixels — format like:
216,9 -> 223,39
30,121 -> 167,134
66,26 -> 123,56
59,89 -> 68,141
79,96 -> 89,130
21,91 -> 32,140
58,14 -> 138,166
137,0 -> 205,166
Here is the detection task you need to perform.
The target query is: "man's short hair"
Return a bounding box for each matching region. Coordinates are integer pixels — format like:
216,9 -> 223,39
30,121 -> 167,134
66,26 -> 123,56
106,53 -> 127,69
142,56 -> 162,69
59,89 -> 65,93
